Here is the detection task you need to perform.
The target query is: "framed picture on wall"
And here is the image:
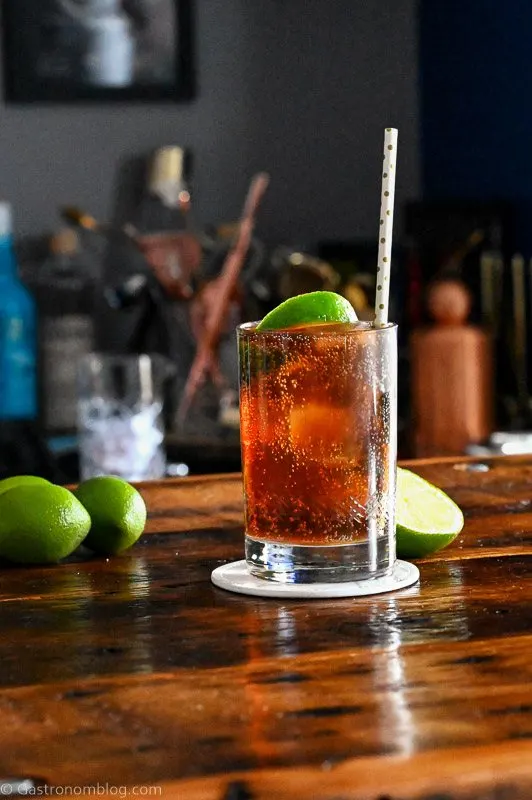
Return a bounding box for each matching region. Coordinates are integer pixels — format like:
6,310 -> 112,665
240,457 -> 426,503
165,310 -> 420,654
2,0 -> 195,103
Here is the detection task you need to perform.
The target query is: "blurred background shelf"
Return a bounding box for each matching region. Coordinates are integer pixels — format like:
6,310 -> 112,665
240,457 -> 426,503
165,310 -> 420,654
1,0 -> 532,479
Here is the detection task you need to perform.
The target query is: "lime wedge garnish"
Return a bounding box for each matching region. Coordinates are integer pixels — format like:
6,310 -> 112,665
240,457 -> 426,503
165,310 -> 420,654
256,291 -> 358,331
396,467 -> 464,558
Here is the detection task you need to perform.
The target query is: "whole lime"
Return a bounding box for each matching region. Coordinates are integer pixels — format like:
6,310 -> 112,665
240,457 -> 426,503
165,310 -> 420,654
74,476 -> 147,555
0,484 -> 91,564
0,475 -> 50,497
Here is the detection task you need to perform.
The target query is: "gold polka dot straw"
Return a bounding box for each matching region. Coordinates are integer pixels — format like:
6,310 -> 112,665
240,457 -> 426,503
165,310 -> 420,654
374,128 -> 398,326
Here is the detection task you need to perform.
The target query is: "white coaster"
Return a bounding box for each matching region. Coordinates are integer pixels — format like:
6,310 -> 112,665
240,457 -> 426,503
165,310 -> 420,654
211,559 -> 420,599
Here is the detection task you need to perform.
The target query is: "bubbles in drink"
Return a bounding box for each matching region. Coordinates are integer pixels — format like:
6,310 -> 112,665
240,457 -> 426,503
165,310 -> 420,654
240,323 -> 394,546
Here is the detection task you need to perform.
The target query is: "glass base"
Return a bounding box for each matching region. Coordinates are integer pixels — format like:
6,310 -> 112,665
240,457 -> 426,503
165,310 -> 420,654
246,535 -> 393,584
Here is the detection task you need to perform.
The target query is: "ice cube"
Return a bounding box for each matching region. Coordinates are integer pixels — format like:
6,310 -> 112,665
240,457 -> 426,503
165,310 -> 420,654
79,402 -> 165,481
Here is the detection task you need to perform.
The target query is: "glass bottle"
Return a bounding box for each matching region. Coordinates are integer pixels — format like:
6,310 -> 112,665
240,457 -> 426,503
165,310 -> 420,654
37,228 -> 98,436
0,202 -> 37,421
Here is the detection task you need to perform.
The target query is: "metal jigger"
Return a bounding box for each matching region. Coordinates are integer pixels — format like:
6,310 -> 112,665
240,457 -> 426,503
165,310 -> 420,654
467,252 -> 532,456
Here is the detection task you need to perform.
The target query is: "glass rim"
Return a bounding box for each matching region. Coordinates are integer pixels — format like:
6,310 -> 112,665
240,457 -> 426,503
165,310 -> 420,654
237,321 -> 397,338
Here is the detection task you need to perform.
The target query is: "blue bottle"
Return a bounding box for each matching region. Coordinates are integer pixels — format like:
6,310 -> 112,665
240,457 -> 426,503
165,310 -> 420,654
0,203 -> 37,420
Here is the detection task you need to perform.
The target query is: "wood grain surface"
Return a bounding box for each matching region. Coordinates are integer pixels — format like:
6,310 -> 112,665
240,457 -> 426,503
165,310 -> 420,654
1,456 -> 532,799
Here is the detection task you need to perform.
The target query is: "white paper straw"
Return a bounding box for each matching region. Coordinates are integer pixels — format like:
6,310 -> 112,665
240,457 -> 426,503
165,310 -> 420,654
374,128 -> 398,326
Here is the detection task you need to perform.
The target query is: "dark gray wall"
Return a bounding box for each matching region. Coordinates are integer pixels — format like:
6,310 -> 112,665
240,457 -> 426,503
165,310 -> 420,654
0,0 -> 420,246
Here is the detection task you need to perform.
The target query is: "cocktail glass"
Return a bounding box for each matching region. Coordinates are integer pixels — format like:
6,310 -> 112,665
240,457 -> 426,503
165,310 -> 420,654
238,321 -> 397,583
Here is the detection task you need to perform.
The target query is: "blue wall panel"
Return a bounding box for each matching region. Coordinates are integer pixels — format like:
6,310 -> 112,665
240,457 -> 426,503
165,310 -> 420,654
420,0 -> 532,249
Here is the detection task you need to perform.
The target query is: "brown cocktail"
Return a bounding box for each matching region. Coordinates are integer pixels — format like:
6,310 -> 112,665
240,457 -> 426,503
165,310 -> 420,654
238,321 -> 397,583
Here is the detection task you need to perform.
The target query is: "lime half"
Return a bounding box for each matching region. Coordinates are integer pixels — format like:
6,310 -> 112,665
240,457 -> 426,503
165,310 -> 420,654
396,467 -> 464,558
256,291 -> 358,331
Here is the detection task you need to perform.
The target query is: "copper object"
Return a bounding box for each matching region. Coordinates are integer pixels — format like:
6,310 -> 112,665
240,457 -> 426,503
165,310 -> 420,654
136,232 -> 201,301
61,205 -> 201,302
410,279 -> 493,456
178,172 -> 270,424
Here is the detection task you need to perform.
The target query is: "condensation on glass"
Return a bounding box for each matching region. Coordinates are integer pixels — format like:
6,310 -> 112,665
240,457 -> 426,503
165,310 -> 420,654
238,322 -> 397,584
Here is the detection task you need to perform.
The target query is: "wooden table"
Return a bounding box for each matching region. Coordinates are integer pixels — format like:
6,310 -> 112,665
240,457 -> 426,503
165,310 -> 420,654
2,456 -> 532,799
